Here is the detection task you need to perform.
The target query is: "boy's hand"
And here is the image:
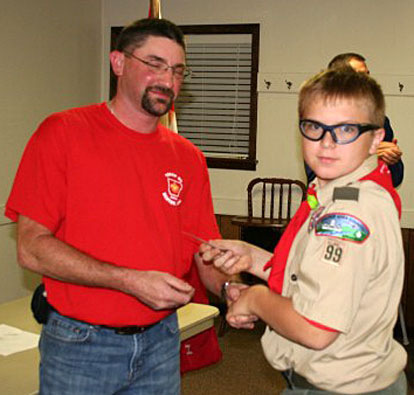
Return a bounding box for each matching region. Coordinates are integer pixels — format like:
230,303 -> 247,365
199,240 -> 252,275
377,139 -> 402,165
224,282 -> 250,303
226,285 -> 259,329
224,282 -> 259,329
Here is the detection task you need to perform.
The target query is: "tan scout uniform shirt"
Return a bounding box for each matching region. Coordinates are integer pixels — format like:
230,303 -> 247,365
261,156 -> 406,393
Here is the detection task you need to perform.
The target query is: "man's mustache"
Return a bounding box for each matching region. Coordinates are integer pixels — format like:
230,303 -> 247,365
146,86 -> 174,99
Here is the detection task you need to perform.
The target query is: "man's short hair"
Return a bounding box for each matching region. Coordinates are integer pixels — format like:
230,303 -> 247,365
328,52 -> 366,69
115,18 -> 185,53
298,68 -> 385,126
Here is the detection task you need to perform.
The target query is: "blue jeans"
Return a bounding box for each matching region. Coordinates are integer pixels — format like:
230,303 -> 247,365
39,310 -> 180,395
282,370 -> 407,395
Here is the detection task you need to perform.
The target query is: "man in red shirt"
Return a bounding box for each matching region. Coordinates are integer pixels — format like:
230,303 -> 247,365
6,18 -> 226,395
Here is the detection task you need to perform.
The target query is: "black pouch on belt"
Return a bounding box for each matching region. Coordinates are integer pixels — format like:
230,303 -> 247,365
31,283 -> 51,324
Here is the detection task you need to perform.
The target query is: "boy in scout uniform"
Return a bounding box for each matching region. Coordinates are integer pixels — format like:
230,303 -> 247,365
200,68 -> 407,394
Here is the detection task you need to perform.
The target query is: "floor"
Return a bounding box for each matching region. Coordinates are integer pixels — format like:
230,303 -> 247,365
182,320 -> 285,394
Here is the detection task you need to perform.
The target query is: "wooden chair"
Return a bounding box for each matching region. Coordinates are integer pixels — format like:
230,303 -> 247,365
230,177 -> 307,254
232,177 -> 306,246
246,177 -> 307,226
231,177 -> 307,254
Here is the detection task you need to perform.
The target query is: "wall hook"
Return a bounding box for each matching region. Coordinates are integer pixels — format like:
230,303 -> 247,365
398,82 -> 404,93
285,80 -> 292,90
264,79 -> 272,90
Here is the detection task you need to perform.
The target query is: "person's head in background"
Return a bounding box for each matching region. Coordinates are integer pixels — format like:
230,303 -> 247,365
328,52 -> 369,74
298,68 -> 385,186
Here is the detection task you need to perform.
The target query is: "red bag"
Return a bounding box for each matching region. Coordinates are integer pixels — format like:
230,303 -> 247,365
180,263 -> 222,374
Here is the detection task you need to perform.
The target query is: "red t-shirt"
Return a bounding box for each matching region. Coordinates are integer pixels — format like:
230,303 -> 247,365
6,103 -> 220,326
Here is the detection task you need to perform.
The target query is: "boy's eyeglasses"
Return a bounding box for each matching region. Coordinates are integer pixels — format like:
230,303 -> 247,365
123,51 -> 191,80
299,119 -> 381,145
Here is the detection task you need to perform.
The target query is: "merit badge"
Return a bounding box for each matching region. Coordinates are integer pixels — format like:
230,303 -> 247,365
315,213 -> 369,243
308,206 -> 325,233
321,238 -> 346,267
162,172 -> 183,207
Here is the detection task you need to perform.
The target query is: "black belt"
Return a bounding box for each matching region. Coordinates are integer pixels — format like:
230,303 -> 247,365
98,324 -> 155,335
49,305 -> 155,335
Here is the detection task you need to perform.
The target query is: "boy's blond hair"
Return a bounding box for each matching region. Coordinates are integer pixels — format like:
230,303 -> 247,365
299,68 -> 385,126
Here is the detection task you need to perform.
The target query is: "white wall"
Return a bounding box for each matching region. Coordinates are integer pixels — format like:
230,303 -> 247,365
0,0 -> 102,303
102,0 -> 414,227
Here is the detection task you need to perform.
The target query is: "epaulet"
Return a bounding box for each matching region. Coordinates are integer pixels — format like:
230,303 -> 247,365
333,186 -> 359,202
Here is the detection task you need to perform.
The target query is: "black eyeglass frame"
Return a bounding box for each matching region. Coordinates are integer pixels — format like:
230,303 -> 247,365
123,51 -> 191,79
299,119 -> 381,145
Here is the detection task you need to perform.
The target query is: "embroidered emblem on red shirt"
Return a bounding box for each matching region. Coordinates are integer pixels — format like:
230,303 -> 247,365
162,172 -> 183,206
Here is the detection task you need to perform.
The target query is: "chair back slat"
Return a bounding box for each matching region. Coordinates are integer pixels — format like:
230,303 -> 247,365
278,184 -> 283,220
270,183 -> 275,220
261,183 -> 266,218
287,183 -> 292,220
246,177 -> 306,223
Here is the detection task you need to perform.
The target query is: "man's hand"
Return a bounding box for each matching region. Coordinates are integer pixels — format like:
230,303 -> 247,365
377,139 -> 402,165
124,271 -> 195,310
199,240 -> 252,275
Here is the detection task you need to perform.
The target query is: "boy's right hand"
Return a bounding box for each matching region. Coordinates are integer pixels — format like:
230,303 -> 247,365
199,240 -> 252,275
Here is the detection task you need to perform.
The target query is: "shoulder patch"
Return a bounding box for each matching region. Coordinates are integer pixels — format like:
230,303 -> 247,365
315,213 -> 370,243
333,187 -> 359,202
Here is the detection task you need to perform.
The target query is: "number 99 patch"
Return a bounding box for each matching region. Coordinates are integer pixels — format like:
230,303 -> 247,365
321,238 -> 346,266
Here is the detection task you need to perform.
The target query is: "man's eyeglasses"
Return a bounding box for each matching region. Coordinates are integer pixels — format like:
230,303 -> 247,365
299,119 -> 381,145
123,51 -> 191,80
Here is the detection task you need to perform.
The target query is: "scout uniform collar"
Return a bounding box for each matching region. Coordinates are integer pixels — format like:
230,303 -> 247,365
313,155 -> 378,205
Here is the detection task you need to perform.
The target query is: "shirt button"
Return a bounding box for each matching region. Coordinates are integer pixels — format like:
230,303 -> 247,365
291,274 -> 297,282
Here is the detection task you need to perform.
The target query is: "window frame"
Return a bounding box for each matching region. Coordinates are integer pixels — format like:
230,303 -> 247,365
179,23 -> 259,170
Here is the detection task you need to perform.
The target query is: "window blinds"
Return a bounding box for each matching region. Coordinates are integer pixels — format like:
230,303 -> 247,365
175,41 -> 253,158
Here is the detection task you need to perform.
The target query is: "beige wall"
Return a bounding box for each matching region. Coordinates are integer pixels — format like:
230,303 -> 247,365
102,0 -> 414,228
0,0 -> 102,303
